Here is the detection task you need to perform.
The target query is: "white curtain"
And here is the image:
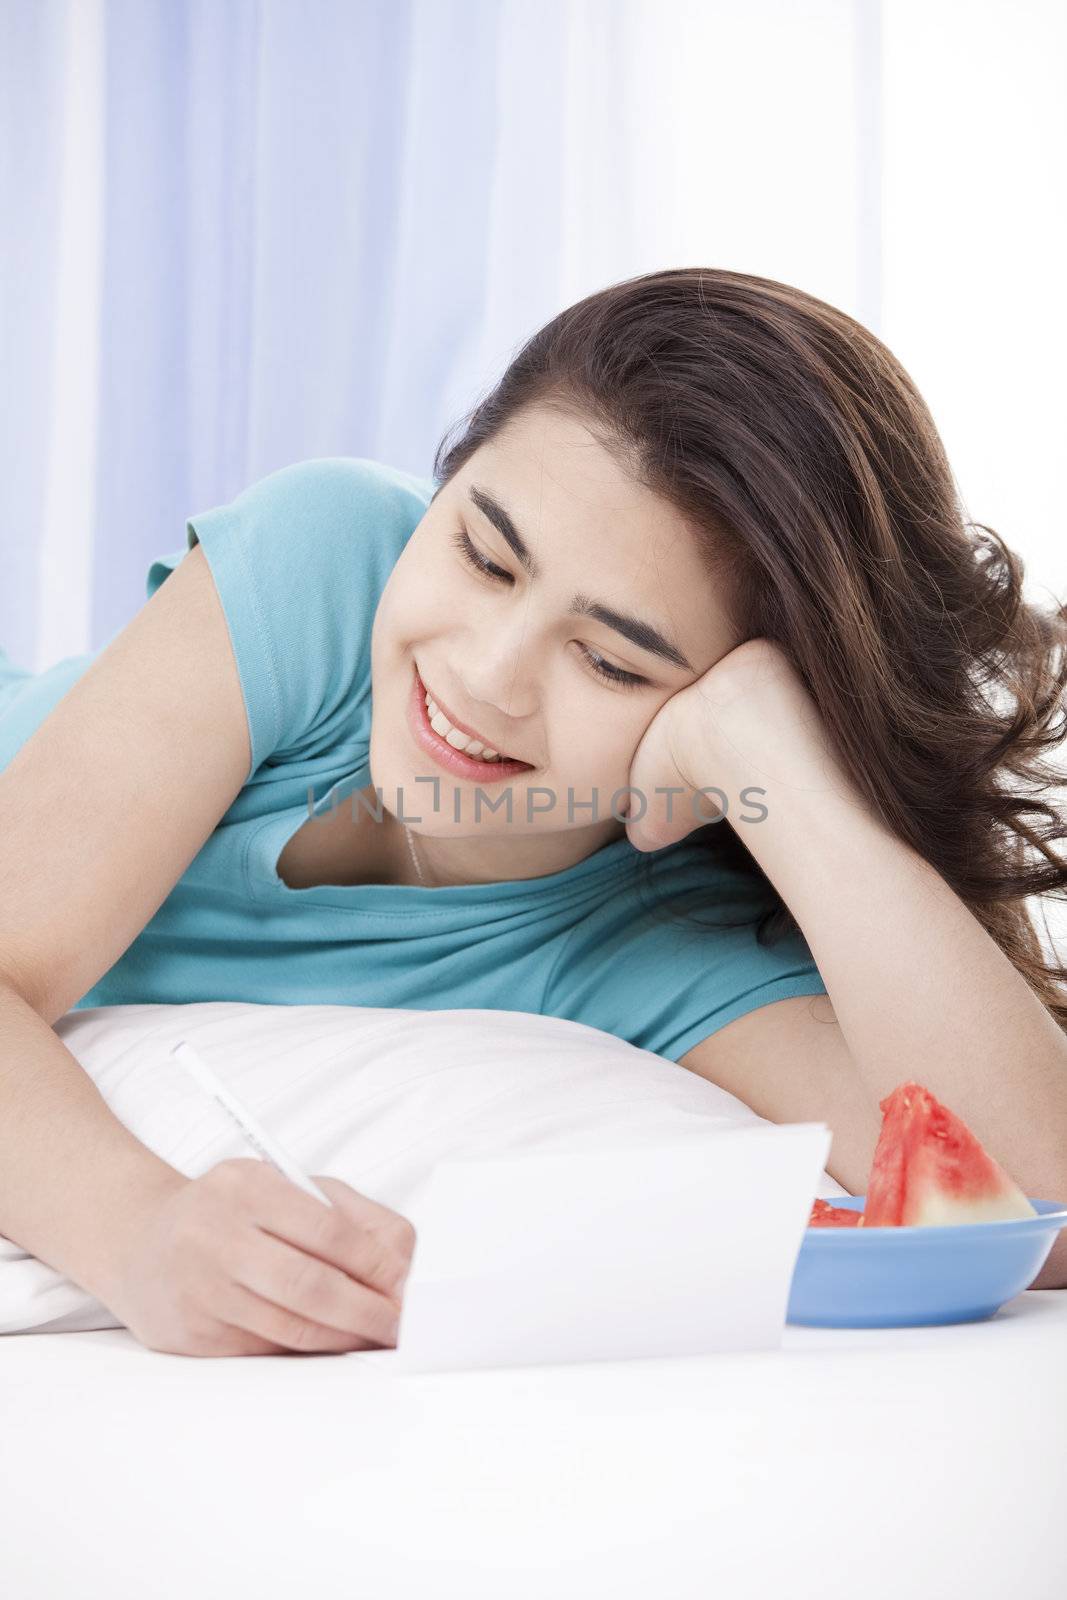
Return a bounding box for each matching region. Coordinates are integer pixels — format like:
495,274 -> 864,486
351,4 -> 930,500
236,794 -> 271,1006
2,0 -> 1065,672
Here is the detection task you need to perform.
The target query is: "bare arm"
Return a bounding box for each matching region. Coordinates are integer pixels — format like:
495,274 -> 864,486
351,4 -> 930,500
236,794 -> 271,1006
0,980 -> 186,1302
678,640 -> 1067,1289
0,541 -> 250,1296
677,993 -> 882,1198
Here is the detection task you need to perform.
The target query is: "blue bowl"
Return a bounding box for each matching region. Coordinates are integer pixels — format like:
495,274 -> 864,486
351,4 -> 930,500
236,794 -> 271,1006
786,1196 -> 1067,1328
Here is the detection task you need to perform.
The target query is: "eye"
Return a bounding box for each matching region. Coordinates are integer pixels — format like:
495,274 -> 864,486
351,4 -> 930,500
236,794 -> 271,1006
450,524 -> 649,692
575,646 -> 647,690
451,524 -> 511,582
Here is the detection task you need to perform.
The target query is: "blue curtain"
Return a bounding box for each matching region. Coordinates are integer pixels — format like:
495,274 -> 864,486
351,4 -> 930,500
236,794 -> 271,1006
2,0 -> 638,665
12,3 -> 1056,677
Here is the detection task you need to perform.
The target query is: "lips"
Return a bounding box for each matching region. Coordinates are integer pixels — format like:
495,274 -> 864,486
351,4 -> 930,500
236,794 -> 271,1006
417,669 -> 527,765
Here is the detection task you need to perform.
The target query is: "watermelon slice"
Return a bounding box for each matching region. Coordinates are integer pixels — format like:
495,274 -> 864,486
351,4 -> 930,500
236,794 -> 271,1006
860,1080 -> 1038,1228
808,1197 -> 862,1228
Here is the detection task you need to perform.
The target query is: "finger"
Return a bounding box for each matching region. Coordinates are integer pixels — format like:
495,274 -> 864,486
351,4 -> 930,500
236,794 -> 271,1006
192,1323 -> 293,1358
312,1174 -> 416,1297
625,779 -> 692,852
234,1162 -> 413,1301
624,720 -> 689,852
230,1227 -> 402,1346
213,1279 -> 384,1355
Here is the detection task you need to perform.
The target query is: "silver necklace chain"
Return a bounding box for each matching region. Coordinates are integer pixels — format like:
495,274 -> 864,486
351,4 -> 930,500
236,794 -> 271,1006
404,824 -> 429,886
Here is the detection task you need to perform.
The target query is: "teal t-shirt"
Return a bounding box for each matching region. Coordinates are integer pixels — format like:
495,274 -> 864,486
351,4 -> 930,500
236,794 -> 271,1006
0,456 -> 828,1063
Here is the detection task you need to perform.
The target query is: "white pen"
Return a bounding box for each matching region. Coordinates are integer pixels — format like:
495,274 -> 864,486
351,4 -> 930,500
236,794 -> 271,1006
169,1039 -> 333,1208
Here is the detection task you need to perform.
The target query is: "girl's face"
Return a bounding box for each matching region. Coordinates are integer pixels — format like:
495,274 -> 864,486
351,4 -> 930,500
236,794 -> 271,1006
370,404 -> 739,874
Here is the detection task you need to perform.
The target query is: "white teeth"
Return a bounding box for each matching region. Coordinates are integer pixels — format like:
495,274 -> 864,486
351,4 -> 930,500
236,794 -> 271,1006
424,691 -> 505,761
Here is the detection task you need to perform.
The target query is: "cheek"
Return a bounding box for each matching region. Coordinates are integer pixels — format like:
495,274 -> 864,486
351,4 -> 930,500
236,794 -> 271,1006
550,694 -> 641,782
376,567 -> 446,653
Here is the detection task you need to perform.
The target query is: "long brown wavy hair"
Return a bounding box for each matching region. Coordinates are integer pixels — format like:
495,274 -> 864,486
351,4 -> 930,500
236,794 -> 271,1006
430,268 -> 1067,1029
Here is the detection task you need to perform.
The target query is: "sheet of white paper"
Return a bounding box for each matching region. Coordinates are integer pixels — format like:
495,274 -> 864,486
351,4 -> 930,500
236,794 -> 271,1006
375,1121 -> 832,1373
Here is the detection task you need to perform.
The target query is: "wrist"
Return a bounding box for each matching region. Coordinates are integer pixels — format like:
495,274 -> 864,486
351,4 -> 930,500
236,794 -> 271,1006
688,664 -> 882,861
74,1147 -> 187,1306
695,671 -> 862,820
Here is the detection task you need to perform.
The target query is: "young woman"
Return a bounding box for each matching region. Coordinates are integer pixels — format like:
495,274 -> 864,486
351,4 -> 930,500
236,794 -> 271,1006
2,268 -> 1066,1358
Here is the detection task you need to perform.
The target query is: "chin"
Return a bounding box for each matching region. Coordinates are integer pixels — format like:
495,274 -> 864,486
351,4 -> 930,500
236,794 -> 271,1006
364,726 -> 397,798
369,740 -> 431,827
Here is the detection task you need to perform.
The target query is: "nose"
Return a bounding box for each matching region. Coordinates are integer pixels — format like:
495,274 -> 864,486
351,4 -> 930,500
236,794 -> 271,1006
457,635 -> 539,726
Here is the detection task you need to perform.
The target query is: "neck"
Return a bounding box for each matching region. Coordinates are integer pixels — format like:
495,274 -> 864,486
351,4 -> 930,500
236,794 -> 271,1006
404,823 -> 431,886
400,817 -> 627,889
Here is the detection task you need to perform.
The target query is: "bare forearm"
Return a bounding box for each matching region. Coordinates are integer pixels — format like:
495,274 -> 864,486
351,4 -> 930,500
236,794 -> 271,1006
719,756 -> 1067,1209
0,982 -> 183,1305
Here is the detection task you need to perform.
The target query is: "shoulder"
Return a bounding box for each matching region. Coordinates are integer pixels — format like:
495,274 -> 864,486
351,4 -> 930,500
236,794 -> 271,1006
146,456 -> 436,775
181,453 -> 435,662
216,455 -> 435,537
677,993 -> 882,1196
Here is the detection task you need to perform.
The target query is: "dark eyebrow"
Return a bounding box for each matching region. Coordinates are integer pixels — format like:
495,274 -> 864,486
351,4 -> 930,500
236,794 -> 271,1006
467,484 -> 693,672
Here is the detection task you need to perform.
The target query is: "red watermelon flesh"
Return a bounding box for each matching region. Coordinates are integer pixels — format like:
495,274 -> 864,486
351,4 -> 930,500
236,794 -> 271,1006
861,1080 -> 1037,1228
808,1197 -> 862,1228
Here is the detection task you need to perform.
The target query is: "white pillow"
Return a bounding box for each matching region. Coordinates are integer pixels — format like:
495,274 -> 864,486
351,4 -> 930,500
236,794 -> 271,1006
0,1002 -> 848,1335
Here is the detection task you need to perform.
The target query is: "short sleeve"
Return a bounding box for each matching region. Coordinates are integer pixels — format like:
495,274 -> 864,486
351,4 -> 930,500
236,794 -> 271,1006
541,854 -> 829,1063
146,457 -> 435,781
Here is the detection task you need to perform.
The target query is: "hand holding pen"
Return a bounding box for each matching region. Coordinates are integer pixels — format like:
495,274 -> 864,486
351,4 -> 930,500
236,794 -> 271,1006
93,1039 -> 416,1360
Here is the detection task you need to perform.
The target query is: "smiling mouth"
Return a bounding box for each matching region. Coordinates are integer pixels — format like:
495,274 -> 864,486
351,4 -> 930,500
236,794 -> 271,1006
415,668 -> 531,767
